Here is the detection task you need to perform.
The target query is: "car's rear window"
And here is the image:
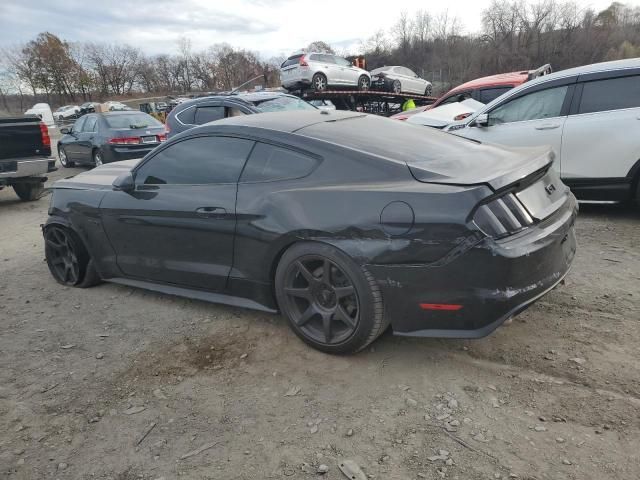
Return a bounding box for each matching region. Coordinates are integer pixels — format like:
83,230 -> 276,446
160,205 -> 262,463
281,55 -> 303,68
105,113 -> 162,129
252,96 -> 316,112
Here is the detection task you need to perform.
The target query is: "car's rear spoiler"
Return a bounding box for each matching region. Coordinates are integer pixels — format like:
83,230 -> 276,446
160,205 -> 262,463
527,64 -> 553,81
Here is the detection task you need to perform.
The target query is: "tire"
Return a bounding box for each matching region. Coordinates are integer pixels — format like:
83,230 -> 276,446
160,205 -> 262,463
392,80 -> 402,94
44,225 -> 101,288
58,146 -> 74,168
312,73 -> 328,92
93,149 -> 103,167
358,75 -> 370,91
13,182 -> 44,201
424,84 -> 433,96
275,242 -> 387,354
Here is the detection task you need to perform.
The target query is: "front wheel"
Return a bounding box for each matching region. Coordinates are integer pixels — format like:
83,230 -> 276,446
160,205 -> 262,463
275,242 -> 387,354
44,225 -> 101,288
358,75 -> 370,91
13,182 -> 44,201
58,146 -> 74,168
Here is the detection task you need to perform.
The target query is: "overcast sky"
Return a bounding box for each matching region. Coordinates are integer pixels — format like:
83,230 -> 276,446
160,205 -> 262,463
0,0 -> 631,59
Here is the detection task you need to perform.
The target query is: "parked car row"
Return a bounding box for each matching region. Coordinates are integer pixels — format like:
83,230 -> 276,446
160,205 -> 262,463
279,52 -> 433,95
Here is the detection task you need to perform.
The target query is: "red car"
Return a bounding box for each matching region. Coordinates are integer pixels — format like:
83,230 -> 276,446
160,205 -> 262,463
392,64 -> 552,121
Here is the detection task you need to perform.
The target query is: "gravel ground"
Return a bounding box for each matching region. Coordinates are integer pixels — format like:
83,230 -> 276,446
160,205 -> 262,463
1,147 -> 639,480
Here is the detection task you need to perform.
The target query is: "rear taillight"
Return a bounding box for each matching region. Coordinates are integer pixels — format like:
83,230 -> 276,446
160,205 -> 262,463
299,55 -> 309,67
39,122 -> 50,147
473,193 -> 533,238
157,133 -> 167,142
108,137 -> 141,145
394,115 -> 409,121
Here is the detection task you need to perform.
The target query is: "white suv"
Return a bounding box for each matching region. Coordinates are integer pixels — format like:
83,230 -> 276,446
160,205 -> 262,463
280,53 -> 371,92
448,58 -> 640,203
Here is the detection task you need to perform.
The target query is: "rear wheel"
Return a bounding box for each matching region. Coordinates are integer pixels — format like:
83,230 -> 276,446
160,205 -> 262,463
424,84 -> 433,96
358,75 -> 370,91
275,242 -> 387,354
392,80 -> 402,94
312,73 -> 328,92
44,225 -> 100,288
93,149 -> 103,167
13,182 -> 44,201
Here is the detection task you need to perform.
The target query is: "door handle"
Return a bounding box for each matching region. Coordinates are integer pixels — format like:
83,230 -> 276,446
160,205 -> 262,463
535,123 -> 560,130
195,206 -> 226,217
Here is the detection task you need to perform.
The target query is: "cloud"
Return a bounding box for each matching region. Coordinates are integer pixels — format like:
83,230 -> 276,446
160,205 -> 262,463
0,0 -> 278,54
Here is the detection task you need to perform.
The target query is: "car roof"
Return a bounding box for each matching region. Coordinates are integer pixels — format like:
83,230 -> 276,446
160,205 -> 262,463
518,57 -> 640,88
176,91 -> 292,109
206,109 -> 357,133
447,71 -> 530,94
95,111 -> 145,116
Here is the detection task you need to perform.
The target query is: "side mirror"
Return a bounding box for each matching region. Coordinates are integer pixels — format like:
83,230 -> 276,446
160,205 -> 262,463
60,127 -> 70,135
473,113 -> 489,127
113,172 -> 135,192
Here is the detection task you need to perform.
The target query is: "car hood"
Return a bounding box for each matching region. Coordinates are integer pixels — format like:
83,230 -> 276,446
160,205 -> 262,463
53,159 -> 141,190
407,99 -> 484,128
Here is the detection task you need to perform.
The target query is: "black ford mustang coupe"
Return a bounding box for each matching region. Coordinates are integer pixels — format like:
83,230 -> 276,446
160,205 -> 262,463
43,110 -> 577,353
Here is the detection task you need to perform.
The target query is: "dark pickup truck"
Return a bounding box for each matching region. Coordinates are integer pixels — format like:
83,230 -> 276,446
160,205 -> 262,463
0,116 -> 57,201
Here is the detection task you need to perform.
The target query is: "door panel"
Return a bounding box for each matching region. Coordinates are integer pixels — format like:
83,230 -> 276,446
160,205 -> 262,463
561,108 -> 640,178
459,118 -> 566,167
456,84 -> 570,171
100,185 -> 238,290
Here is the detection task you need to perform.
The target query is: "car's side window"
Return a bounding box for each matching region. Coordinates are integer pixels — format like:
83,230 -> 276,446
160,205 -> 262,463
578,75 -> 640,114
488,85 -> 568,125
240,143 -> 317,183
478,86 -> 513,104
195,106 -> 224,124
176,106 -> 196,125
73,116 -> 87,132
334,56 -> 350,67
135,136 -> 254,186
403,67 -> 416,77
317,54 -> 335,64
84,116 -> 98,132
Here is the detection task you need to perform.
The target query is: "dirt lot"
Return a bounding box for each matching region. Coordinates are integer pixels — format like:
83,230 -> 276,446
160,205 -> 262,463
1,150 -> 639,480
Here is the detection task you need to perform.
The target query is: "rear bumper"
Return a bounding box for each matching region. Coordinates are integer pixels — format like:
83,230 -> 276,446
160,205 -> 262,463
101,145 -> 158,163
0,157 -> 55,181
367,194 -> 578,338
281,69 -> 313,88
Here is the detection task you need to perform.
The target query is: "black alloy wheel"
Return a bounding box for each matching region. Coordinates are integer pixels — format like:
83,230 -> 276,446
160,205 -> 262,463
276,242 -> 387,354
45,226 -> 82,286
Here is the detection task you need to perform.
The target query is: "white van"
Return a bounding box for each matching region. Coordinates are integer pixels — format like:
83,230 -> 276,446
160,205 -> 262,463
24,103 -> 55,128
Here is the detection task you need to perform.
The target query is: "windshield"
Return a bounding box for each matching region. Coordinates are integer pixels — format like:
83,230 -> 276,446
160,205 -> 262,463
252,96 -> 316,112
104,113 -> 162,129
